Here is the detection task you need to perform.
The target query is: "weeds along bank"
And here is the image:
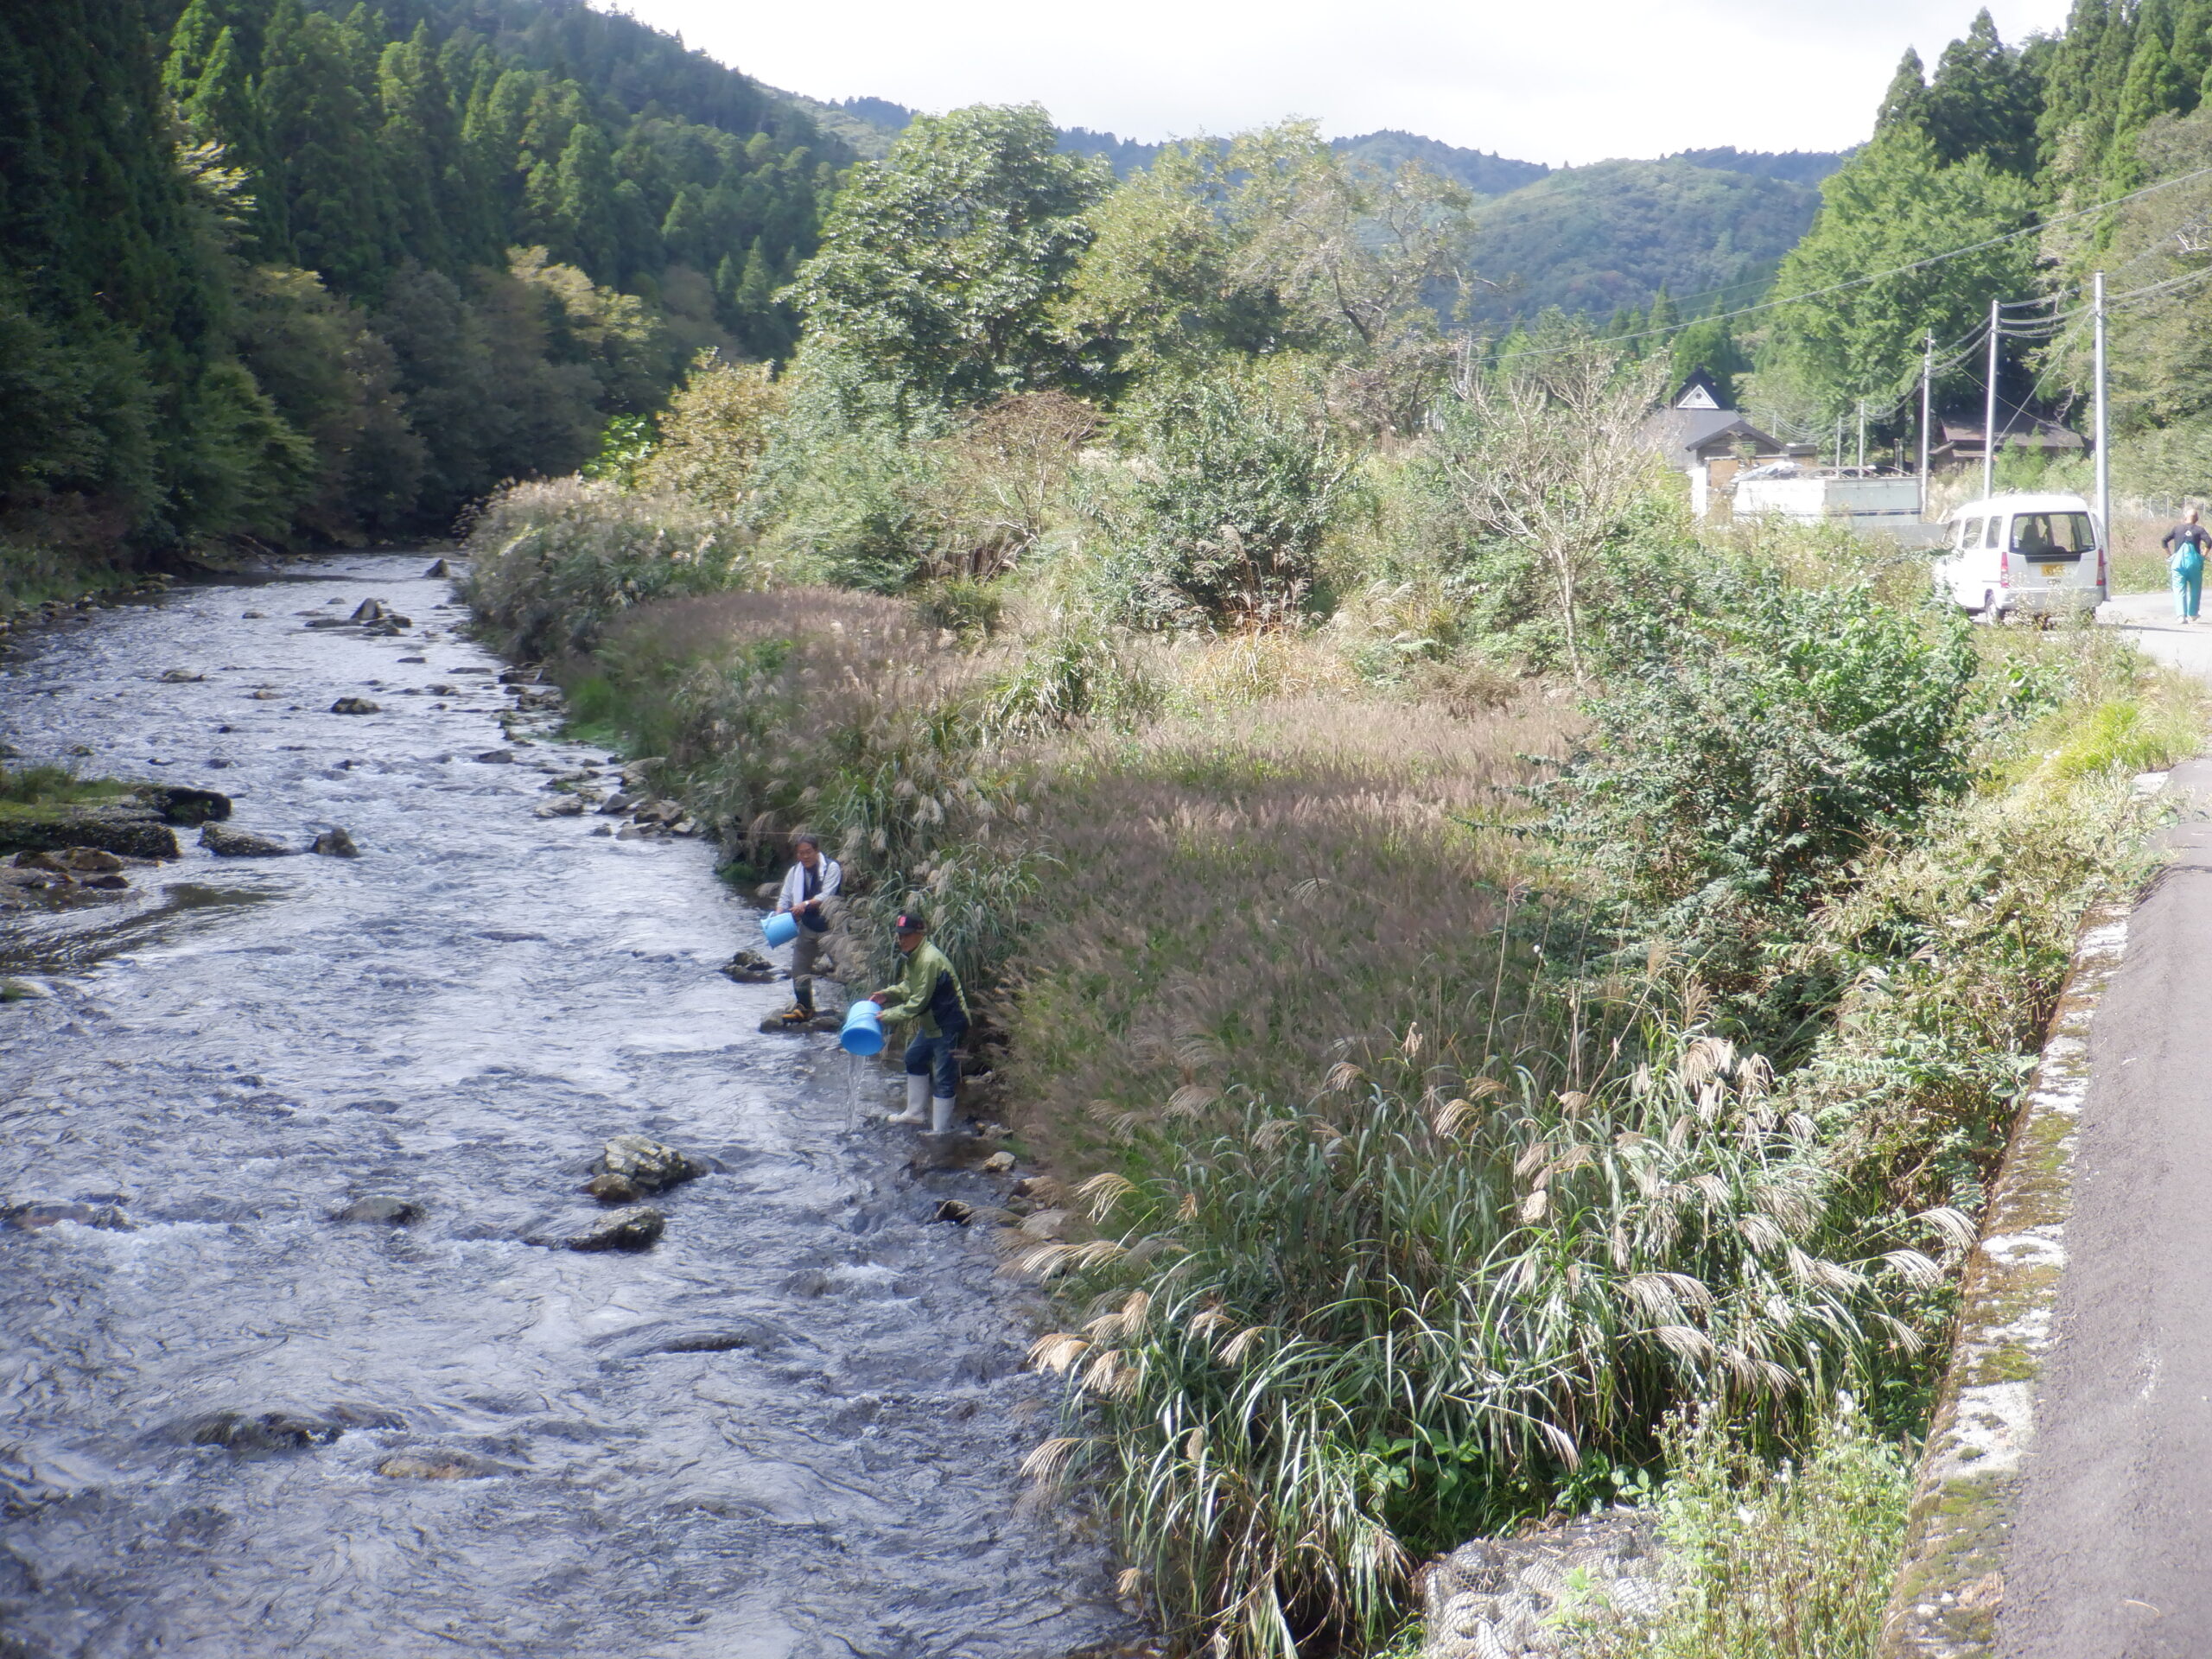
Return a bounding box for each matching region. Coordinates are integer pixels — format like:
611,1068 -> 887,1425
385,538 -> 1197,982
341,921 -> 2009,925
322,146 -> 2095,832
455,106 -> 2200,1659
465,471 -> 2199,1658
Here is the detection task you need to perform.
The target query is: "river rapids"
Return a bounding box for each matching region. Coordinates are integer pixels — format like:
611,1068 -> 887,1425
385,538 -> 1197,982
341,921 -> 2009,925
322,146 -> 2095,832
0,555 -> 1135,1658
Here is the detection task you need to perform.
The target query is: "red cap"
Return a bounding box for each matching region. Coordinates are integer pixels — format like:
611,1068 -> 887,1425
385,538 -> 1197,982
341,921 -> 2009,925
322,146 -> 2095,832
894,912 -> 925,933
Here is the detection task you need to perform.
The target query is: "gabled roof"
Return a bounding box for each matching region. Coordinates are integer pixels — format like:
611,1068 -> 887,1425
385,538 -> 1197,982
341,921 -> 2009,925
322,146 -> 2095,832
1642,407 -> 1784,464
1670,368 -> 1725,410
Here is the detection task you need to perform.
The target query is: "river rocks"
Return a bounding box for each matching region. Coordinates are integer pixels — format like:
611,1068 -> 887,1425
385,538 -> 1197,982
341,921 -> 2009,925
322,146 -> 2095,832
720,949 -> 781,983
759,1014 -> 840,1034
350,598 -> 389,623
598,1135 -> 705,1193
200,823 -> 296,857
585,1173 -> 644,1204
332,1197 -> 420,1225
423,558 -> 455,578
0,804 -> 179,861
532,796 -> 585,817
8,1199 -> 130,1230
159,668 -> 204,683
908,1135 -> 1001,1174
931,1199 -> 975,1226
311,827 -> 359,857
982,1150 -> 1017,1174
330,696 -> 379,715
563,1205 -> 664,1252
376,1448 -> 506,1480
137,783 -> 232,824
475,749 -> 514,764
1,978 -> 54,1001
1421,1510 -> 1667,1659
189,1410 -> 344,1452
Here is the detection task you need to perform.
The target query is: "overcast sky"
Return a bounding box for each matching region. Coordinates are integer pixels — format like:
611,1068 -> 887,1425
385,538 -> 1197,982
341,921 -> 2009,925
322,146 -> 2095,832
601,1 -> 2075,167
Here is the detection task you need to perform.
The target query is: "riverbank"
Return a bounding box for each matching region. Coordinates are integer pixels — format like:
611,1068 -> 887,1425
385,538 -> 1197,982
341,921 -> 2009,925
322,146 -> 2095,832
0,554 -> 1138,1656
463,488 -> 2206,1656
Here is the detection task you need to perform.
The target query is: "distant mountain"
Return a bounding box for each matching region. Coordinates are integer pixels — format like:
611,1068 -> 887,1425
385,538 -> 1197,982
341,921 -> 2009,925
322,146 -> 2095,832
1464,156 -> 1832,328
801,92 -> 1846,327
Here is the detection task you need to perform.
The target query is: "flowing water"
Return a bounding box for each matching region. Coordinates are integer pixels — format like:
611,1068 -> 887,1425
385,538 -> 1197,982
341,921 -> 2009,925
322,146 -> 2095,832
0,555 -> 1134,1659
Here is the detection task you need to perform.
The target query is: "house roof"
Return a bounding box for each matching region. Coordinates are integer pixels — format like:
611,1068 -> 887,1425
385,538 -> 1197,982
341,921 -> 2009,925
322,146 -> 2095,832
1670,369 -> 1725,410
1642,407 -> 1784,464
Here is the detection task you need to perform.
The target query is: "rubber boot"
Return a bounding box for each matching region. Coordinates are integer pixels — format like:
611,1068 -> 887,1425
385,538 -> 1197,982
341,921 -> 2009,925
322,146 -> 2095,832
887,1074 -> 928,1125
931,1095 -> 957,1135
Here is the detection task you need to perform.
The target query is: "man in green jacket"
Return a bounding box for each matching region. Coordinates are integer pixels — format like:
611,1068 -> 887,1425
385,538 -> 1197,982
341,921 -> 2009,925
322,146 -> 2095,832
871,911 -> 969,1132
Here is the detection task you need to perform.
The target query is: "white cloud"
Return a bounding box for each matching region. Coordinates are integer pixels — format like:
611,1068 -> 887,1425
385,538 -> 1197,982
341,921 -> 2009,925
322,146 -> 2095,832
603,0 -> 2075,165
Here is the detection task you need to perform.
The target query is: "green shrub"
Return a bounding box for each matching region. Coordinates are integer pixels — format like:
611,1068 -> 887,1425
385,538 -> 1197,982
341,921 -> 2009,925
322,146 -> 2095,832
1112,359 -> 1358,625
464,477 -> 760,659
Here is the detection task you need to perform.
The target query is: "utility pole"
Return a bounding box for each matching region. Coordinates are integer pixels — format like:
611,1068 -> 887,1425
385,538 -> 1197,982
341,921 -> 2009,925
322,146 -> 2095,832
2094,270 -> 2111,561
1984,296 -> 2001,500
1835,414 -> 1844,470
1856,399 -> 1866,471
1920,329 -> 1934,518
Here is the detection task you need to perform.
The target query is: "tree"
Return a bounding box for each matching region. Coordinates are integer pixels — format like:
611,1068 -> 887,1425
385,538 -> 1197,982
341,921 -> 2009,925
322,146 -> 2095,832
783,104 -> 1111,415
1916,10 -> 2045,175
1431,329 -> 1670,679
1225,121 -> 1474,358
1761,126 -> 2036,420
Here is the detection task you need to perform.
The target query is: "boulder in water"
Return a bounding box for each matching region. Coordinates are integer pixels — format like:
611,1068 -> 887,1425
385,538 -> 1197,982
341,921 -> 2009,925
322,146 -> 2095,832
311,827 -> 359,857
200,823 -> 296,857
376,1448 -> 506,1480
188,1410 -> 342,1452
563,1205 -> 664,1252
0,804 -> 180,861
532,796 -> 584,817
349,598 -> 388,623
332,1197 -> 419,1225
8,1199 -> 130,1230
330,696 -> 379,715
159,668 -> 204,683
585,1173 -> 644,1205
423,558 -> 455,578
597,1135 -> 704,1193
138,785 -> 232,825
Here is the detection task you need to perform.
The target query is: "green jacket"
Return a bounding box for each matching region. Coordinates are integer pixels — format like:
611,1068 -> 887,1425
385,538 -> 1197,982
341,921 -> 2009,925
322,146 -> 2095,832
875,939 -> 969,1037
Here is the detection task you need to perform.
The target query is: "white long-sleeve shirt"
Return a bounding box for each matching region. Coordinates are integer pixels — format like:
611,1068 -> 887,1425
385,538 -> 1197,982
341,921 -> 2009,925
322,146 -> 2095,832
776,855 -> 842,914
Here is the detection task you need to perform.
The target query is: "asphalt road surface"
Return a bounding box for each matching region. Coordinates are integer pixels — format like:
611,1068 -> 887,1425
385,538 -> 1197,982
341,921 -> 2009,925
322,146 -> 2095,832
1998,592 -> 2212,1658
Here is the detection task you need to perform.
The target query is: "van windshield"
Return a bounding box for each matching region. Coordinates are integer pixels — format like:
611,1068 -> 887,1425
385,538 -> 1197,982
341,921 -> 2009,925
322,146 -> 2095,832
2010,512 -> 2094,556
1958,517 -> 1983,550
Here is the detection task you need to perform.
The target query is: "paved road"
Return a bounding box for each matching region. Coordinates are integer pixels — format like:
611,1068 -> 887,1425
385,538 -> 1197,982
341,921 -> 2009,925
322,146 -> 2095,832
1998,593 -> 2212,1658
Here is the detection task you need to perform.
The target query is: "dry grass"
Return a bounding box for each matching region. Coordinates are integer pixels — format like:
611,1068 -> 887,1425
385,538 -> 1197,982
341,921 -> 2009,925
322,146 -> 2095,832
997,692 -> 1580,1163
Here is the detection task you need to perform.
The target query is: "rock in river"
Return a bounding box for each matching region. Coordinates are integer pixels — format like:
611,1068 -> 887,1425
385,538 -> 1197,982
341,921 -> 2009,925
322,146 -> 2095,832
597,1135 -> 704,1193
563,1206 -> 664,1252
311,828 -> 359,857
189,1411 -> 343,1452
332,1197 -> 420,1225
200,823 -> 296,857
376,1448 -> 506,1480
137,784 -> 231,825
0,804 -> 179,861
330,696 -> 380,715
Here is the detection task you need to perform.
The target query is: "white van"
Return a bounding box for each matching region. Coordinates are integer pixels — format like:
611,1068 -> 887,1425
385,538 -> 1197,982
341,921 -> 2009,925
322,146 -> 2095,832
1935,491 -> 2107,620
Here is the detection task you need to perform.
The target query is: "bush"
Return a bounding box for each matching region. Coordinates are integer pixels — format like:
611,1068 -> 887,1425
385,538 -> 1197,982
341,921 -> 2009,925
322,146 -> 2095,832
636,353 -> 785,511
1554,574 -> 1978,1020
464,477 -> 760,659
1112,359 -> 1358,624
1026,1010 -> 1915,1659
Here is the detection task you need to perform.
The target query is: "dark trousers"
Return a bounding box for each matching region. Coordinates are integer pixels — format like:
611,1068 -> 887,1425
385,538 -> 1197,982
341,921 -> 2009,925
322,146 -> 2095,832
904,1027 -> 964,1099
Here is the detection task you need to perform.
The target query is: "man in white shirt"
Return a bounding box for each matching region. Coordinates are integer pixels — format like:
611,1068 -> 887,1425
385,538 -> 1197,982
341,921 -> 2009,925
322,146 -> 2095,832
773,833 -> 841,1022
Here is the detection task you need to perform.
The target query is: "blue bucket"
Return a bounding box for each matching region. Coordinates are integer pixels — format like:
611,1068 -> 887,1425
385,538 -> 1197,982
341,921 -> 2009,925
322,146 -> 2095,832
839,998 -> 885,1057
761,911 -> 798,948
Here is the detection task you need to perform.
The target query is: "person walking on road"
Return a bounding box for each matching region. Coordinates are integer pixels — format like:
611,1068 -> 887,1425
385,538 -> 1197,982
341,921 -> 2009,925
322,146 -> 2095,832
772,833 -> 840,1024
2165,506 -> 2210,623
870,912 -> 969,1132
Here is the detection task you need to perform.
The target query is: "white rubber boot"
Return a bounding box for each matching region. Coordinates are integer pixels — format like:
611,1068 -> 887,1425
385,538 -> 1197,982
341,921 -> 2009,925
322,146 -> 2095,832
887,1074 -> 928,1125
931,1095 -> 957,1135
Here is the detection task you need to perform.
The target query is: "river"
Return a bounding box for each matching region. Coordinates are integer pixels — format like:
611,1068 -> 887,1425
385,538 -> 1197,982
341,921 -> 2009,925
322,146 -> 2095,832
0,555 -> 1135,1659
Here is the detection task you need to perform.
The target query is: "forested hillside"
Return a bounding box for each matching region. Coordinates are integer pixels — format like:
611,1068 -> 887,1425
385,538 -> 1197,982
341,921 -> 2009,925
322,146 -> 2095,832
0,0 -> 840,587
1754,0 -> 2212,496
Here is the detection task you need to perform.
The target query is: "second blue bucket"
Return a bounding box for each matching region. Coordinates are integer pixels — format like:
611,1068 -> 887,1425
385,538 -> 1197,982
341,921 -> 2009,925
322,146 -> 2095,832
761,911 -> 798,948
839,999 -> 884,1056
